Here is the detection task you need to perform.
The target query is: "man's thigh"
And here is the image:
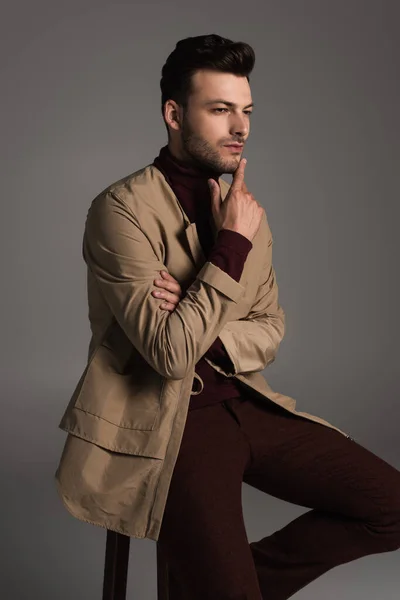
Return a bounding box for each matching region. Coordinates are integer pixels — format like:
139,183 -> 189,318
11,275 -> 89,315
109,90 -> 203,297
158,401 -> 262,599
237,396 -> 400,521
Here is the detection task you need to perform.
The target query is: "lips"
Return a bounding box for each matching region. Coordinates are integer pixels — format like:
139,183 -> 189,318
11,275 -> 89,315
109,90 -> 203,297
224,144 -> 244,149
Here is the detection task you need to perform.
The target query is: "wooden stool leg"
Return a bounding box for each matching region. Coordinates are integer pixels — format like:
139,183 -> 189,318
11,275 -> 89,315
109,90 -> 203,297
156,541 -> 170,600
102,530 -> 130,600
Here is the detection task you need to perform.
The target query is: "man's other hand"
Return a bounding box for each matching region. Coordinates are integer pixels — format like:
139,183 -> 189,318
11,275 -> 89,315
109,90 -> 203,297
152,270 -> 182,312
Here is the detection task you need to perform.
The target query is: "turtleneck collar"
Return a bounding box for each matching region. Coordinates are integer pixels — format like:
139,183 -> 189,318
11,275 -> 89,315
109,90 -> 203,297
152,144 -> 220,194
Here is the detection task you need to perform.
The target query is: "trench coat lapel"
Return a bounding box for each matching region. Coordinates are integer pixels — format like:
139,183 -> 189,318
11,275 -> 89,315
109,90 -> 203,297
183,204 -> 219,270
184,222 -> 205,270
156,163 -> 221,273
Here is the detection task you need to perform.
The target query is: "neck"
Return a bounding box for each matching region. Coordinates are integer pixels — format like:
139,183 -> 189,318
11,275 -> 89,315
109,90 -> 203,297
153,144 -> 219,185
167,143 -> 220,180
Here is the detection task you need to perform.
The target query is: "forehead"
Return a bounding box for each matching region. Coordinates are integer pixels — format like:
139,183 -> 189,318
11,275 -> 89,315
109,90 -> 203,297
189,70 -> 252,105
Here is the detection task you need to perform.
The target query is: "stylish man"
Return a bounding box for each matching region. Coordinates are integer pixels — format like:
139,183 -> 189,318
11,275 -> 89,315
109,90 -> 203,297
55,34 -> 400,599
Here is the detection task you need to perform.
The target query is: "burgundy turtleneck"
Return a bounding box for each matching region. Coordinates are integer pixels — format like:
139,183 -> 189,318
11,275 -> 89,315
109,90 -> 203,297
152,145 -> 252,410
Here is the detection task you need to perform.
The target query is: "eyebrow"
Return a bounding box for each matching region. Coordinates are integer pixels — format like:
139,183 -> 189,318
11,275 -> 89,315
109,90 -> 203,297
204,100 -> 255,109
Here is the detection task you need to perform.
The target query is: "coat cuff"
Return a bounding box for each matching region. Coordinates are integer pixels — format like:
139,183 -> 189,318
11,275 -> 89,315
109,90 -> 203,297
204,336 -> 236,372
197,261 -> 246,303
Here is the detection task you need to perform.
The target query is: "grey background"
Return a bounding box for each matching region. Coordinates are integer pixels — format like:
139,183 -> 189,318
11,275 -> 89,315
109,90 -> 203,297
1,0 -> 399,598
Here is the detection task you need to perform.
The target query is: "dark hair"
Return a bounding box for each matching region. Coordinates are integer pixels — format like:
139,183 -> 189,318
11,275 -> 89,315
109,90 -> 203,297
160,34 -> 255,124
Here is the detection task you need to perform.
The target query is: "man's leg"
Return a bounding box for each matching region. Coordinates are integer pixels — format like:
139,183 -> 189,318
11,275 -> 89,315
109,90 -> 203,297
231,394 -> 400,600
157,400 -> 263,600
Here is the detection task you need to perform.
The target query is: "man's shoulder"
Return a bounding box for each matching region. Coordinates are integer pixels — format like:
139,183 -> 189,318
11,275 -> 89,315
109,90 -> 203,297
96,163 -> 164,202
86,163 -> 169,220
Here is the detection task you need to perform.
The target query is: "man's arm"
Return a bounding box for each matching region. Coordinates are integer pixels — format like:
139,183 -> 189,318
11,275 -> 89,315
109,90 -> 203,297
202,227 -> 253,372
204,214 -> 285,376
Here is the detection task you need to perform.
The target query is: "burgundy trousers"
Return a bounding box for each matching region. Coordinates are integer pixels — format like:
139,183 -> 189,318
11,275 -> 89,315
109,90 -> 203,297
157,391 -> 400,600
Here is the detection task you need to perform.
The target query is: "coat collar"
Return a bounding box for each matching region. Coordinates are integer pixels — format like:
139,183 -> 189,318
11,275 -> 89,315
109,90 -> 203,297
150,163 -> 225,272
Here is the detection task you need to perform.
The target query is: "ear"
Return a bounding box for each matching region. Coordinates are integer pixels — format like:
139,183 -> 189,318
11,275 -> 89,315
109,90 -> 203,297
164,100 -> 181,132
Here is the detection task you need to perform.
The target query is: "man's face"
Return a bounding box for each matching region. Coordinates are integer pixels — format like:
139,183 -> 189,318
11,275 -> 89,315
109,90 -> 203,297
175,70 -> 253,175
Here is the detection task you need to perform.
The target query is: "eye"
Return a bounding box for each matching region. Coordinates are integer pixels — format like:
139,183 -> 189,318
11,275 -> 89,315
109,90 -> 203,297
211,108 -> 253,116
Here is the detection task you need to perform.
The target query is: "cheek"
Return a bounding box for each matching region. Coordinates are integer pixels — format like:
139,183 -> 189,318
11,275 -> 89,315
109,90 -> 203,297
200,117 -> 226,142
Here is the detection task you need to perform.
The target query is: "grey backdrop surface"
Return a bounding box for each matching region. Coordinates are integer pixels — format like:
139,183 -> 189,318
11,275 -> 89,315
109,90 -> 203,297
1,1 -> 399,598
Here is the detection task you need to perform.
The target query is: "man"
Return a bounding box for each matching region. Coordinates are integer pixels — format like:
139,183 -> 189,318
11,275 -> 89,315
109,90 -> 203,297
55,34 -> 400,599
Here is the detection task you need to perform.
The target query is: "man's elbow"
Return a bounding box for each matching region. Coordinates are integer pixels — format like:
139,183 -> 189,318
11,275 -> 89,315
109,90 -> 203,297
153,354 -> 190,381
269,307 -> 285,346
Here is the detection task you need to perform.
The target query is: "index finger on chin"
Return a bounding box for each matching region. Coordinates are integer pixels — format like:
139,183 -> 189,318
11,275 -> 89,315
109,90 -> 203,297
231,158 -> 247,190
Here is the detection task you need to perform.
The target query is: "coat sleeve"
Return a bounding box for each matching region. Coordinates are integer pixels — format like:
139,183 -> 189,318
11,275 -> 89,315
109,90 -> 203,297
203,229 -> 252,370
83,191 -> 246,380
204,214 -> 285,376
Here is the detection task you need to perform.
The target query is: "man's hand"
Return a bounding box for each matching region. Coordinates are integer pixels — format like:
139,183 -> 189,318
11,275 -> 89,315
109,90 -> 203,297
209,158 -> 263,242
152,270 -> 182,312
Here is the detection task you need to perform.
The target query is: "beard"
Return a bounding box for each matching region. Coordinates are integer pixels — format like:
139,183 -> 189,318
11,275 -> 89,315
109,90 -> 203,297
180,116 -> 241,175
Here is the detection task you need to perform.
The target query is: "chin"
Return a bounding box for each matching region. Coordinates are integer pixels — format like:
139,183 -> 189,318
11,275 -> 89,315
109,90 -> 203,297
222,159 -> 240,174
214,154 -> 236,172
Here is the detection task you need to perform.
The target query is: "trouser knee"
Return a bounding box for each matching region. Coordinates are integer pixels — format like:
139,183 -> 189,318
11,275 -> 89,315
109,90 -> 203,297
366,509 -> 400,552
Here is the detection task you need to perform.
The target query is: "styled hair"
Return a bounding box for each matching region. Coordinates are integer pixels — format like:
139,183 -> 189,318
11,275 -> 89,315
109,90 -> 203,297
160,34 -> 255,125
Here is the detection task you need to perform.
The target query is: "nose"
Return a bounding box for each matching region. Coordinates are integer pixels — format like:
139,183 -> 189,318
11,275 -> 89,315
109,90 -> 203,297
229,112 -> 249,138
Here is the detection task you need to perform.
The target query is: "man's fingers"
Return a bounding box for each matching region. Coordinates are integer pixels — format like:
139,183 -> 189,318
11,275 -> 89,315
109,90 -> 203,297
161,291 -> 180,305
160,270 -> 172,280
208,179 -> 221,203
154,281 -> 182,296
159,301 -> 176,312
231,158 -> 247,190
152,288 -> 180,304
154,273 -> 182,296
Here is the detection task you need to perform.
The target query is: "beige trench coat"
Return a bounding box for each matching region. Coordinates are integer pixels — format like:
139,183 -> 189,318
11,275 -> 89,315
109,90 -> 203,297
55,163 -> 351,541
